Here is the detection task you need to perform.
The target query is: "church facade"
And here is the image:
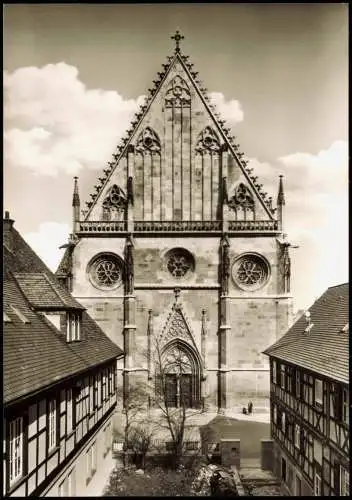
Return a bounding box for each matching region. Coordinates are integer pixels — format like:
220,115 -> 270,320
57,32 -> 294,413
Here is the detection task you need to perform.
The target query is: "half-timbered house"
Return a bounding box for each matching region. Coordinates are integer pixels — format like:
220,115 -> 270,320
263,283 -> 349,496
3,211 -> 124,497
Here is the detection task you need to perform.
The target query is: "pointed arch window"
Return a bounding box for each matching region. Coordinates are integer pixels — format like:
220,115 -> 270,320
165,75 -> 191,108
195,126 -> 221,154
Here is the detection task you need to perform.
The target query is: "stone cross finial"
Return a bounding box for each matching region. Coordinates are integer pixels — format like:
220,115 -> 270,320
171,30 -> 184,52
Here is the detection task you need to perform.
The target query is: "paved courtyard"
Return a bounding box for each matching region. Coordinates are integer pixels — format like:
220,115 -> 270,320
114,408 -> 270,462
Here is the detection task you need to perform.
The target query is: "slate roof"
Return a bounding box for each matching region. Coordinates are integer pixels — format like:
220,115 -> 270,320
14,272 -> 83,310
263,283 -> 349,384
3,225 -> 123,406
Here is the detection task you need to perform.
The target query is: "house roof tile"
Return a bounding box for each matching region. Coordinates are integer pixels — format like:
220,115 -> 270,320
263,283 -> 349,384
14,272 -> 84,310
3,225 -> 123,406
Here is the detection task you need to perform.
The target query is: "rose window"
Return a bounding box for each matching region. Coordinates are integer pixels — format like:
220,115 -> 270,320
89,254 -> 123,289
166,248 -> 195,279
232,254 -> 269,290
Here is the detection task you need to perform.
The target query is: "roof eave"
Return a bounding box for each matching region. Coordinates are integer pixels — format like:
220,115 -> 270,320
4,352 -> 124,408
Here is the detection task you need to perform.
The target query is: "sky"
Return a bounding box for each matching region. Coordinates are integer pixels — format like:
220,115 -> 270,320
3,3 -> 348,313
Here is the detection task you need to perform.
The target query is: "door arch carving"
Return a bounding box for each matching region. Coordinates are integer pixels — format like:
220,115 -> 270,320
159,339 -> 202,408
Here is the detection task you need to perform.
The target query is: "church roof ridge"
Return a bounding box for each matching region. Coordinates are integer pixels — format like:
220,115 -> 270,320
83,32 -> 276,220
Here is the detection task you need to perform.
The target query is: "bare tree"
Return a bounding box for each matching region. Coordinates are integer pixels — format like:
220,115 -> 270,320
149,335 -> 205,469
118,385 -> 154,467
128,424 -> 155,469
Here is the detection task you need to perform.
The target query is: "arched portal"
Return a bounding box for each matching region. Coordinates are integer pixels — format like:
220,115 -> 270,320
159,340 -> 202,409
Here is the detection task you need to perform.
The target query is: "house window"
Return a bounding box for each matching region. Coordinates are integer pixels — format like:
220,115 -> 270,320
282,411 -> 286,434
280,364 -> 286,390
340,466 -> 349,496
86,442 -> 97,484
314,379 -> 323,407
294,424 -> 300,449
273,405 -> 277,425
103,370 -> 107,401
66,313 -> 81,342
58,468 -> 76,497
314,472 -> 322,496
112,366 -> 115,393
93,376 -> 98,409
97,373 -> 102,407
295,371 -> 301,399
272,360 -> 277,384
108,368 -> 112,396
75,386 -> 83,423
9,417 -> 23,485
342,388 -> 349,425
67,389 -> 73,434
89,378 -> 94,413
48,399 -> 57,451
281,457 -> 287,482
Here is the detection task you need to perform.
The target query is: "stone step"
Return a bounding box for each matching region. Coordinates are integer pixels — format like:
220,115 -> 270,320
240,458 -> 261,469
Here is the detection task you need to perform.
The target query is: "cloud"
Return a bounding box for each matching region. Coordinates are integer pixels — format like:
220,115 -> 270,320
247,140 -> 348,311
209,92 -> 244,125
4,64 -> 245,177
4,62 -> 146,176
23,222 -> 71,272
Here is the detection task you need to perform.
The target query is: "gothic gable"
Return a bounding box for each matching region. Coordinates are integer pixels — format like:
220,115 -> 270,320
158,300 -> 199,355
84,32 -> 276,224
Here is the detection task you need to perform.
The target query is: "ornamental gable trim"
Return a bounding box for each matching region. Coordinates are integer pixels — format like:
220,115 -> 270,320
83,32 -> 275,223
158,298 -> 199,355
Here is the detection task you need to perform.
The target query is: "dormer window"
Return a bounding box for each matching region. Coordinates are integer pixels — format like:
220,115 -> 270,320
67,313 -> 81,342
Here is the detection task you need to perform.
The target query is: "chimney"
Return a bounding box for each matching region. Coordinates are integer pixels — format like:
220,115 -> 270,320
304,310 -> 314,333
3,211 -> 15,252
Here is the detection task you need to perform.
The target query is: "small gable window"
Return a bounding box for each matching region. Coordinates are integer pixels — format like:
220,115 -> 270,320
67,313 -> 81,342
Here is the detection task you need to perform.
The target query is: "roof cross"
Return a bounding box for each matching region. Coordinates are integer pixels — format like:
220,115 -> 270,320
171,30 -> 184,52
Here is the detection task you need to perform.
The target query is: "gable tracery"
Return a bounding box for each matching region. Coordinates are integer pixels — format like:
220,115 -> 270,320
161,308 -> 192,345
101,184 -> 127,221
135,127 -> 161,155
228,182 -> 255,219
165,75 -> 191,108
195,126 -> 221,154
